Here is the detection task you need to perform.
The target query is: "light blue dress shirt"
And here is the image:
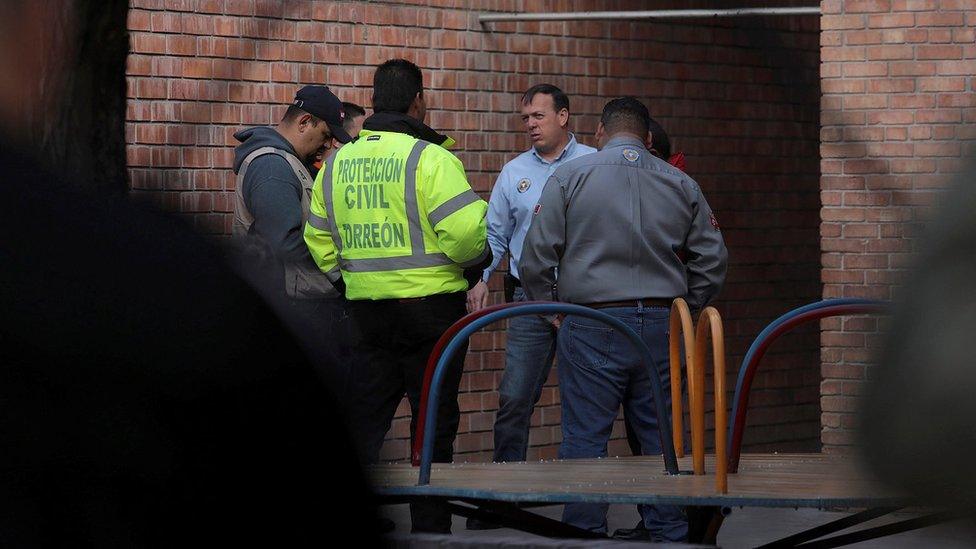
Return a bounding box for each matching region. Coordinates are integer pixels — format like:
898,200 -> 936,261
483,134 -> 596,282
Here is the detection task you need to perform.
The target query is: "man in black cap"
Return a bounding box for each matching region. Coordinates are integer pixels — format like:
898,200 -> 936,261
232,85 -> 354,396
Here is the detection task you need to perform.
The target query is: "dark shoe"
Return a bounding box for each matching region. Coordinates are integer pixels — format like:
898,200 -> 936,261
466,515 -> 502,530
612,520 -> 652,541
378,517 -> 395,534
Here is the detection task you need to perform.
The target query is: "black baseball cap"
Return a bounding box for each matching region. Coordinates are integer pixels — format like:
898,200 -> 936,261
293,85 -> 353,144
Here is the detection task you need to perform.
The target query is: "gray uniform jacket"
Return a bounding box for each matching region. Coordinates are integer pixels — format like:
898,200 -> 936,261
519,135 -> 727,309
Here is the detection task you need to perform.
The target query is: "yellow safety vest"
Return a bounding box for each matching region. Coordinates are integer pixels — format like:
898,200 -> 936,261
304,130 -> 488,300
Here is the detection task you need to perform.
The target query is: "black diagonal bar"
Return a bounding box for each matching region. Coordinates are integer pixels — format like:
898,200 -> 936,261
758,507 -> 901,548
794,510 -> 965,549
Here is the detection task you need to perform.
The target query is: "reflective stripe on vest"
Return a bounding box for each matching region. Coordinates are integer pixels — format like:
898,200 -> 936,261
321,140 -> 455,273
427,189 -> 481,228
233,146 -> 314,236
234,145 -> 337,298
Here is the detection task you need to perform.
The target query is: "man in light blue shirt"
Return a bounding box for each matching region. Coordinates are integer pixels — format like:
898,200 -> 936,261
466,87 -> 595,528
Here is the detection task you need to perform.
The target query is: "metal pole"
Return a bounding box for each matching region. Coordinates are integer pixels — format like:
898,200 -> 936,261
480,7 -> 820,24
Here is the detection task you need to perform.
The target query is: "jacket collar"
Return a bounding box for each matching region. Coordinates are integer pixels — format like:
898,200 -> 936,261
362,111 -> 456,148
603,134 -> 646,150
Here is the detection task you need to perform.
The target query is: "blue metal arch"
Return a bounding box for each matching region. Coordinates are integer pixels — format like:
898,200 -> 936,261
419,301 -> 679,485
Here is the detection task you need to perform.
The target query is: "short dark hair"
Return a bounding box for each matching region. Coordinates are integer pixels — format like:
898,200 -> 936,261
341,101 -> 366,132
600,97 -> 650,138
522,83 -> 569,113
647,117 -> 671,160
372,59 -> 423,114
281,105 -> 320,125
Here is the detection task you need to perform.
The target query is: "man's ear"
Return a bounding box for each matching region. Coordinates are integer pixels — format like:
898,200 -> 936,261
595,121 -> 605,141
645,131 -> 654,150
415,91 -> 427,110
297,113 -> 313,131
557,108 -> 569,128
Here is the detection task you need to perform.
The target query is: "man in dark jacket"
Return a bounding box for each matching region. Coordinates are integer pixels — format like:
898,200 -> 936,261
232,85 -> 355,393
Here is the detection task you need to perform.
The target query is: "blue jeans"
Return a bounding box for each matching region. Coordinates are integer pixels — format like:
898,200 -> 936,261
493,287 -> 557,462
558,305 -> 688,541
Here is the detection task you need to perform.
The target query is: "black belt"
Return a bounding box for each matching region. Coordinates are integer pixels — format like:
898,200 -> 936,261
393,292 -> 464,304
584,298 -> 672,309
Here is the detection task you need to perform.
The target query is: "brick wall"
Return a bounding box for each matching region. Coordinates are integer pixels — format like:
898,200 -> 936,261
820,0 -> 976,451
126,0 -> 822,462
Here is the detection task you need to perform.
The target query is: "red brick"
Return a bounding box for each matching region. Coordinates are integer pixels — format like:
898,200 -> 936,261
866,110 -> 915,125
952,27 -> 975,42
882,127 -> 909,141
915,109 -> 962,123
181,13 -> 213,35
845,254 -> 890,269
131,32 -> 167,54
890,0 -> 937,8
916,45 -> 964,60
890,158 -> 937,173
931,126 -> 967,139
182,58 -> 212,79
166,34 -> 197,56
225,0 -> 253,16
915,141 -> 962,157
889,61 -> 936,76
822,46 -> 866,62
213,16 -> 241,36
866,45 -> 914,60
841,62 -> 888,77
889,94 -> 935,109
128,9 -> 151,31
867,13 -> 915,28
822,15 -> 867,30
843,191 -> 891,206
822,363 -> 865,380
936,60 -> 976,76
823,176 -> 866,190
916,12 -> 966,27
843,94 -> 887,109
917,76 -> 967,92
150,11 -> 182,33
866,78 -> 914,93
848,0 -> 892,12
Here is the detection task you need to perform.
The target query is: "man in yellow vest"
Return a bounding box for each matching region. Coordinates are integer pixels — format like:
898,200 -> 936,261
305,59 -> 490,534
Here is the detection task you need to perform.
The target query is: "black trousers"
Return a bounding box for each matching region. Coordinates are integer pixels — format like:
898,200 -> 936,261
281,296 -> 354,401
347,291 -> 468,534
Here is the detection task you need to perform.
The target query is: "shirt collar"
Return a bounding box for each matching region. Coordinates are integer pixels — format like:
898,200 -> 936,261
604,134 -> 646,150
531,132 -> 578,165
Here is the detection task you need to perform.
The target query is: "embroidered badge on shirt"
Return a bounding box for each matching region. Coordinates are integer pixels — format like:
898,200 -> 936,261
709,213 -> 721,231
533,203 -> 542,215
623,149 -> 640,162
517,178 -> 531,193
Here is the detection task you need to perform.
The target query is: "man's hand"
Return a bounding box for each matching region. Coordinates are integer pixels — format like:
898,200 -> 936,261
466,280 -> 490,313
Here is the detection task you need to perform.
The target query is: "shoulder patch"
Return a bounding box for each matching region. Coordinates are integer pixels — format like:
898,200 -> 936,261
517,178 -> 531,193
709,212 -> 720,231
533,203 -> 542,215
622,149 -> 640,162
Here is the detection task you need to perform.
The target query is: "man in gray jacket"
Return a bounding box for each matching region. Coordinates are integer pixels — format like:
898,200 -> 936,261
520,97 -> 727,541
232,85 -> 353,392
